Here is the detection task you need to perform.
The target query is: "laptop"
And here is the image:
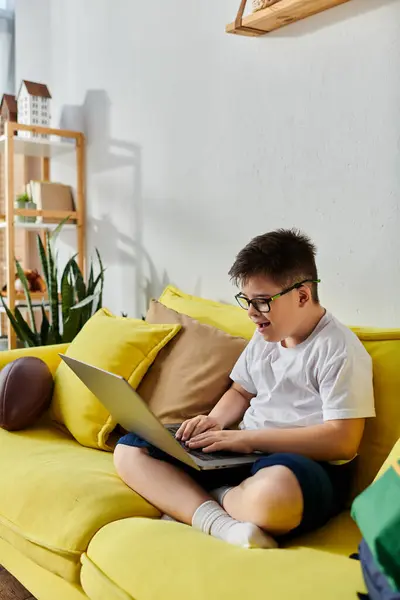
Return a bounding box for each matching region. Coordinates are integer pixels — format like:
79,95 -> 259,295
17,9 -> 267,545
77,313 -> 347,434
60,354 -> 260,471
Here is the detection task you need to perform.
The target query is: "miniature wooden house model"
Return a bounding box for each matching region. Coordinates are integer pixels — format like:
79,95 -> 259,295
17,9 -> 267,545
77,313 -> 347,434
17,80 -> 51,139
0,94 -> 17,135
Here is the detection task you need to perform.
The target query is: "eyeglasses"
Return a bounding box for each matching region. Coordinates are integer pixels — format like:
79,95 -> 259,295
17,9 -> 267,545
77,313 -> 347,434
235,279 -> 321,314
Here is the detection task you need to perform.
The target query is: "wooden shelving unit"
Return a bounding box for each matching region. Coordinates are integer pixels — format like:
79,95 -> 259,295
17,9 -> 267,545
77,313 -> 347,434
0,121 -> 86,349
0,215 -> 78,230
0,134 -> 75,159
226,0 -> 352,36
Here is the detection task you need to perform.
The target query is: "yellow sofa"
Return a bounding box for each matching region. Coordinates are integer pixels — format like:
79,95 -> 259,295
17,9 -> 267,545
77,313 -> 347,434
1,326 -> 400,600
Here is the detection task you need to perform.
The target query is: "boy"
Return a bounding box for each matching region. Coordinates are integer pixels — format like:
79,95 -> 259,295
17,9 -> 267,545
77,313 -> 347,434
114,229 -> 375,549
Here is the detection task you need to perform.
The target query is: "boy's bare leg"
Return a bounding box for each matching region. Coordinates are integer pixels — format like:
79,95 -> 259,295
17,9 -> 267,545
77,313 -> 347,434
221,466 -> 304,535
114,445 -> 277,548
114,445 -> 209,523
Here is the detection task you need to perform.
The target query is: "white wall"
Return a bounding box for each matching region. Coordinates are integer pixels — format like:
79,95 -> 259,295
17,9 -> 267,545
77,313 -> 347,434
15,0 -> 400,326
15,0 -> 49,87
0,0 -> 14,93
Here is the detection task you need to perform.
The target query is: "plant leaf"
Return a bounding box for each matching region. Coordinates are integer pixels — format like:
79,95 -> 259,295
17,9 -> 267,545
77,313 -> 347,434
50,216 -> 70,252
37,235 -> 49,291
46,234 -> 61,343
40,304 -> 50,345
62,308 -> 82,343
60,255 -> 78,292
15,260 -> 38,335
87,263 -> 94,296
60,254 -> 78,279
92,270 -> 105,291
46,326 -> 58,346
70,260 -> 86,302
83,262 -> 95,321
0,296 -> 27,344
70,293 -> 99,311
14,306 -> 38,346
61,267 -> 75,325
89,268 -> 105,316
95,247 -> 104,273
95,248 -> 105,311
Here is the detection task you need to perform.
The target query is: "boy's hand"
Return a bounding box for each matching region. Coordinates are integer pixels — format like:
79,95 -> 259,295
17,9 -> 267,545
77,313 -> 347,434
188,430 -> 253,454
175,415 -> 222,442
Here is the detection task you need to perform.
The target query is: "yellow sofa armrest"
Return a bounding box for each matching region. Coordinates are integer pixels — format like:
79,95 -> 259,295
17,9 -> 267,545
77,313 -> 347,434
0,344 -> 69,376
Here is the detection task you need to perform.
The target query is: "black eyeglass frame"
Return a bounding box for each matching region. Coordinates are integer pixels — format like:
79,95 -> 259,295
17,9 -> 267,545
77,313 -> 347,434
234,279 -> 321,314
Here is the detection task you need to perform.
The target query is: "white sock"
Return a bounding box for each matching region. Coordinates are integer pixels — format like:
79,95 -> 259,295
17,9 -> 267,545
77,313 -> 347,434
211,486 -> 234,505
192,500 -> 277,549
161,514 -> 177,522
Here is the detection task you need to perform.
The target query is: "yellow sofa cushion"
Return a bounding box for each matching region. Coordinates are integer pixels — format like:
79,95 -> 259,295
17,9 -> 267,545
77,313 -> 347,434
51,308 -> 181,449
349,329 -> 400,495
159,284 -> 255,340
0,419 -> 159,584
286,510 -> 361,556
81,518 -> 365,600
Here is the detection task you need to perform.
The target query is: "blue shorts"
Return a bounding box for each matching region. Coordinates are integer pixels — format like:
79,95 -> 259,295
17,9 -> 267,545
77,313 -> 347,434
116,433 -> 355,537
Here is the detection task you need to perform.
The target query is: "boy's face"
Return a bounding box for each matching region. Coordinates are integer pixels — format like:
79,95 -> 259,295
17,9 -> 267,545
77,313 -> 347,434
241,274 -> 312,343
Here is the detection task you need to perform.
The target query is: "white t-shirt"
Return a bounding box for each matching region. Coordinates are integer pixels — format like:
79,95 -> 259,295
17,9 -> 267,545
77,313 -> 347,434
230,311 -> 375,431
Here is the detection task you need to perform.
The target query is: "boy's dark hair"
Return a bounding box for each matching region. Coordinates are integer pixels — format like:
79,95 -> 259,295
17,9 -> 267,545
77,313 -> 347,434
229,228 -> 319,303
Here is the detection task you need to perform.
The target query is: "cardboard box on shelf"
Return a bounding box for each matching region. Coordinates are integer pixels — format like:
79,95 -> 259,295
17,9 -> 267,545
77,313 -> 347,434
27,181 -> 75,223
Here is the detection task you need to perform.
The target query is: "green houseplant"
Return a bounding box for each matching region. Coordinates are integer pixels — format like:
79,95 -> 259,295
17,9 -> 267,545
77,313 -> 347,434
15,192 -> 37,223
1,220 -> 105,347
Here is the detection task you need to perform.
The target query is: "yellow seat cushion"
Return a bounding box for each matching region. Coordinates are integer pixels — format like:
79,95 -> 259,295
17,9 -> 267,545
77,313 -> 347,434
286,510 -> 361,556
159,284 -> 255,340
349,328 -> 400,495
51,308 -> 181,449
81,518 -> 365,600
0,420 -> 159,584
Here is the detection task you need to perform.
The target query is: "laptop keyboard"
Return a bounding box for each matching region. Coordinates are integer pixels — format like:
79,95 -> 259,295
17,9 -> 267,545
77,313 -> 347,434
166,424 -> 241,462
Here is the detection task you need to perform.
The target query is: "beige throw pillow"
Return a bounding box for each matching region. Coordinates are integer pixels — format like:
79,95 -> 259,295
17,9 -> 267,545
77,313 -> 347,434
138,300 -> 248,424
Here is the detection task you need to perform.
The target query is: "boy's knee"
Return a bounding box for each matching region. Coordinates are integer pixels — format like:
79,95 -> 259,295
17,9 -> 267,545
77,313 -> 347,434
243,466 -> 303,533
113,444 -> 149,478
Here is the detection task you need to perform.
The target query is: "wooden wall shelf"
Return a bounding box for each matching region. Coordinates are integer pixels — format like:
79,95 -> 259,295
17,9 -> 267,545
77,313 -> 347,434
226,0 -> 352,36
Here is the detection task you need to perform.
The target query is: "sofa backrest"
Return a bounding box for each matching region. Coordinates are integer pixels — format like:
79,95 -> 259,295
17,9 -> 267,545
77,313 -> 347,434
351,327 -> 400,496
